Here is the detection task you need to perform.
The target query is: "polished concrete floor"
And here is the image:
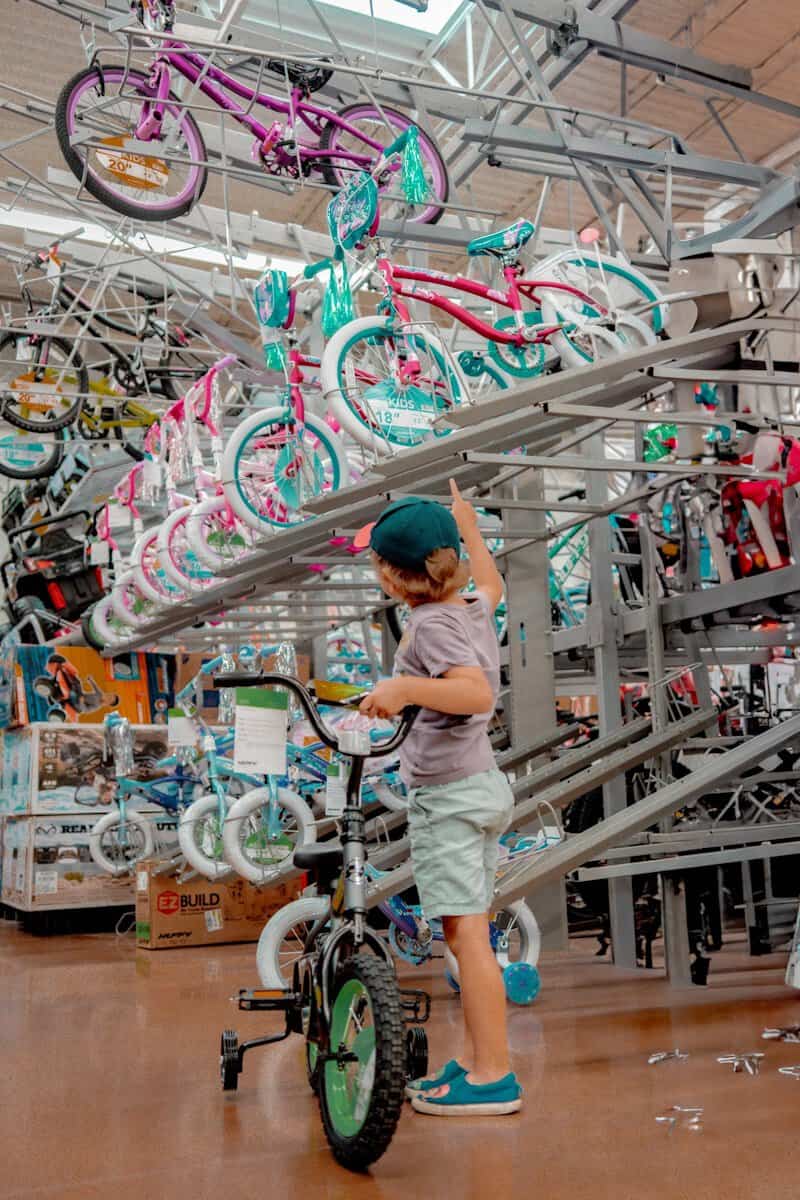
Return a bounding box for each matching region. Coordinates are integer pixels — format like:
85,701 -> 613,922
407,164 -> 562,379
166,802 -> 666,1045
2,917 -> 800,1200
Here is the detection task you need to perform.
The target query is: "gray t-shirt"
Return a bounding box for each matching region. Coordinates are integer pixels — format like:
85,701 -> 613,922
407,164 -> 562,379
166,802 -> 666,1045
393,592 -> 499,788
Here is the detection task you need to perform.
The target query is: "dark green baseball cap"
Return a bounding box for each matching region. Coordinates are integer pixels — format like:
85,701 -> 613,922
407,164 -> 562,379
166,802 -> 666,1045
354,496 -> 460,571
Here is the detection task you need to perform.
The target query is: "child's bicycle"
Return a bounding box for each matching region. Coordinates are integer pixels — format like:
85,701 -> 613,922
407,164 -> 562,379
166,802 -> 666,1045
213,669 -> 429,1172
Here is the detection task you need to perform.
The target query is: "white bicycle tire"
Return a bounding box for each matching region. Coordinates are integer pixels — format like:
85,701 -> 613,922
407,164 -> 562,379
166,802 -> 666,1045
109,570 -> 155,627
157,505 -> 216,595
370,779 -> 408,813
222,784 -> 317,886
90,594 -> 132,648
444,899 -> 541,982
89,808 -> 154,877
131,528 -> 186,605
256,895 -> 330,989
177,792 -> 233,880
321,314 -> 471,456
539,295 -> 627,369
185,493 -> 258,573
536,249 -> 668,333
221,407 -> 349,534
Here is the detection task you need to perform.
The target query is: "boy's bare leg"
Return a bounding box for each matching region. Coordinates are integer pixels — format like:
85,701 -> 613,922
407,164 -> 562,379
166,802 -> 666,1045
426,913 -> 509,1093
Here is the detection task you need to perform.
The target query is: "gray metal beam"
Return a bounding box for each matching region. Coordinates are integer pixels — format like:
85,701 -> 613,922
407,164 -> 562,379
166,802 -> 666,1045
460,121 -> 776,187
496,714 -> 800,905
577,839 -> 800,880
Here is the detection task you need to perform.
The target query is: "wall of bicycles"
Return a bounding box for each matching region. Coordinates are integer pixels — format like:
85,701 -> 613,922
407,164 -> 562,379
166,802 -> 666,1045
1,0 -> 800,998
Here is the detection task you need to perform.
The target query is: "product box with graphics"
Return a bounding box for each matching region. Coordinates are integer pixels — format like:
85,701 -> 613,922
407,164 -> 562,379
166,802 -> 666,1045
14,646 -> 153,726
135,859 -> 304,949
1,812 -> 179,911
0,724 -> 172,815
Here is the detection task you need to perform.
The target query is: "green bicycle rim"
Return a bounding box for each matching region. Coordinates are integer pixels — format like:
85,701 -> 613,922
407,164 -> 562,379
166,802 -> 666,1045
324,978 -> 376,1138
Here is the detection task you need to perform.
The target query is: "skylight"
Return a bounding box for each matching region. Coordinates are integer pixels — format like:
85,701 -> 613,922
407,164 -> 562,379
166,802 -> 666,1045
318,0 -> 464,35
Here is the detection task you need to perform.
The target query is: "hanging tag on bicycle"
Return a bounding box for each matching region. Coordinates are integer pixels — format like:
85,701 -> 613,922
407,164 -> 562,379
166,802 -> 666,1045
90,541 -> 110,567
325,759 -> 348,817
234,688 -> 288,775
108,503 -> 131,531
338,728 -> 371,757
168,708 -> 196,748
142,456 -> 162,489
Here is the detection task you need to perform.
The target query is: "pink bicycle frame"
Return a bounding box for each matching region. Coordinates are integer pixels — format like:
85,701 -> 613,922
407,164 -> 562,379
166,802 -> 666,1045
376,260 -> 608,348
135,45 -> 389,174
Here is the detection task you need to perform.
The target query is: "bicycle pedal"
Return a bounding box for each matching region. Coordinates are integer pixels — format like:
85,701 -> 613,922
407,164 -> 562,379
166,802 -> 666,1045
236,986 -> 297,1012
398,987 -> 431,1024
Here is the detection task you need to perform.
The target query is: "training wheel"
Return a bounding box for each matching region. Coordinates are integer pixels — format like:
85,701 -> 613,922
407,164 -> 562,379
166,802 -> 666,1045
503,962 -> 540,1005
220,1029 -> 240,1091
406,1025 -> 429,1082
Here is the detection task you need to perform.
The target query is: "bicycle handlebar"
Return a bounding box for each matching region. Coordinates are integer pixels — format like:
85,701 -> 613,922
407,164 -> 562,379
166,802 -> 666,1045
212,671 -> 419,758
303,257 -> 332,280
381,128 -> 411,159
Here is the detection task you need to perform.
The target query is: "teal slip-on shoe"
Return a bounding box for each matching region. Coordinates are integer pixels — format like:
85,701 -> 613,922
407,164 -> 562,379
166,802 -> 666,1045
404,1059 -> 467,1100
411,1072 -> 522,1116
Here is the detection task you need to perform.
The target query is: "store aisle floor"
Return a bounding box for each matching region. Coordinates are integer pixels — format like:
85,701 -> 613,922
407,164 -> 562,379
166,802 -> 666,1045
2,919 -> 798,1200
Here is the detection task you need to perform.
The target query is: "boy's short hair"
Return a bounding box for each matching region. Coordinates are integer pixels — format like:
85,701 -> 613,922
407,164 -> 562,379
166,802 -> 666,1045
372,547 -> 470,604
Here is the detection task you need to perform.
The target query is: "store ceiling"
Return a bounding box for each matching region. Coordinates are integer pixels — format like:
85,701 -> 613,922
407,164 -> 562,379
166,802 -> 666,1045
1,0 -> 799,288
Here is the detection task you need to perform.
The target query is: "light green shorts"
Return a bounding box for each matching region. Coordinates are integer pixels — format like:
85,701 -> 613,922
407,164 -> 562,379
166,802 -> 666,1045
407,768 -> 515,919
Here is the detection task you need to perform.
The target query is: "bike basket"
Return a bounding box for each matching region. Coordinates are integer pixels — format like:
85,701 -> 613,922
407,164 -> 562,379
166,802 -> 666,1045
253,269 -> 294,330
265,59 -> 333,94
327,172 -> 379,252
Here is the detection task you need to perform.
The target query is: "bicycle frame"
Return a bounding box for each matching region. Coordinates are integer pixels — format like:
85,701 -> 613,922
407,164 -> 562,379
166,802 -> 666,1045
137,46 -> 391,175
377,259 -> 607,349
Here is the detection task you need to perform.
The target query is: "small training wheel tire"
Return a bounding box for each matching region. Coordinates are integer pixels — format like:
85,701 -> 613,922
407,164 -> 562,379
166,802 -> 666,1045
220,1029 -> 240,1091
406,1026 -> 429,1082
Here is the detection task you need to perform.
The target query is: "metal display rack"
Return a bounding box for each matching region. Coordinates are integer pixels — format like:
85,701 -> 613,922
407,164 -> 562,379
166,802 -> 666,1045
3,0 -> 800,983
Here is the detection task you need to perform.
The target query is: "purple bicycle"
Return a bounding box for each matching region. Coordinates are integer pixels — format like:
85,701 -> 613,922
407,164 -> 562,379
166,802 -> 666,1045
54,0 -> 449,226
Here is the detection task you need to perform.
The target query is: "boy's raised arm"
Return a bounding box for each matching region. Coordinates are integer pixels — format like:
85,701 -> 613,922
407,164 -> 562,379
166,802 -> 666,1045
449,478 -> 504,611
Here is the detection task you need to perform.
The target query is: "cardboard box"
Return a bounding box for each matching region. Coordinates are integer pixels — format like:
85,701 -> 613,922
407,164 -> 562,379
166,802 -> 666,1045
14,646 -> 153,726
135,859 -> 304,949
0,724 -> 172,815
1,812 -> 179,911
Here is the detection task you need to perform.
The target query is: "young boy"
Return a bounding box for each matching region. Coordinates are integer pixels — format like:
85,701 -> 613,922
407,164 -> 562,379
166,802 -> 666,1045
358,479 -> 521,1117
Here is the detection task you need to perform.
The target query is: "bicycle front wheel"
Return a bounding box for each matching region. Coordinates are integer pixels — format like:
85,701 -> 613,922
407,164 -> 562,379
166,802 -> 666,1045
55,65 -> 207,222
89,809 -> 154,876
177,793 -> 232,880
0,333 -> 87,431
222,406 -> 348,532
0,421 -> 65,480
185,494 -> 259,573
255,895 -> 330,989
319,104 -> 448,226
322,316 -> 467,455
222,784 -> 317,886
319,955 -> 406,1171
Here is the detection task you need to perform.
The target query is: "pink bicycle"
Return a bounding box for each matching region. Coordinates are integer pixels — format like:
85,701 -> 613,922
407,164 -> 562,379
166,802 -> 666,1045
54,0 -> 448,226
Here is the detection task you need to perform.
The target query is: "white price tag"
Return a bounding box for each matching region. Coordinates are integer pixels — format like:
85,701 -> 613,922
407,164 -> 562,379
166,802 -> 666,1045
90,541 -> 110,566
137,870 -> 149,893
233,688 -> 288,776
168,708 -> 197,748
108,503 -> 132,531
325,760 -> 347,817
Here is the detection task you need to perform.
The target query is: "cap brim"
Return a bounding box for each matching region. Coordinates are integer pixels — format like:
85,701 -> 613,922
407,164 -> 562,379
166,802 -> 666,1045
352,521 -> 376,550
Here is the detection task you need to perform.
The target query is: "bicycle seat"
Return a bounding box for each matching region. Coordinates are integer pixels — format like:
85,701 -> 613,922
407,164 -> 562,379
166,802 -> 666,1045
467,219 -> 535,261
293,842 -> 343,879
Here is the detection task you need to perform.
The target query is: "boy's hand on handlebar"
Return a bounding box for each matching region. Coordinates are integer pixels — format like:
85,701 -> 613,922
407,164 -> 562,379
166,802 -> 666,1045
359,677 -> 410,719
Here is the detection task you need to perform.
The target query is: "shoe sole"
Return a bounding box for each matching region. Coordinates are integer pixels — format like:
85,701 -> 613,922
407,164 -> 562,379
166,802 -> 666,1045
411,1097 -> 522,1116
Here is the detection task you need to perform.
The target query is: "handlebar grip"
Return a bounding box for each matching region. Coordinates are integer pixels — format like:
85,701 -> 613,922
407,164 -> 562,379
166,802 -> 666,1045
212,672 -> 267,688
303,258 -> 331,280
